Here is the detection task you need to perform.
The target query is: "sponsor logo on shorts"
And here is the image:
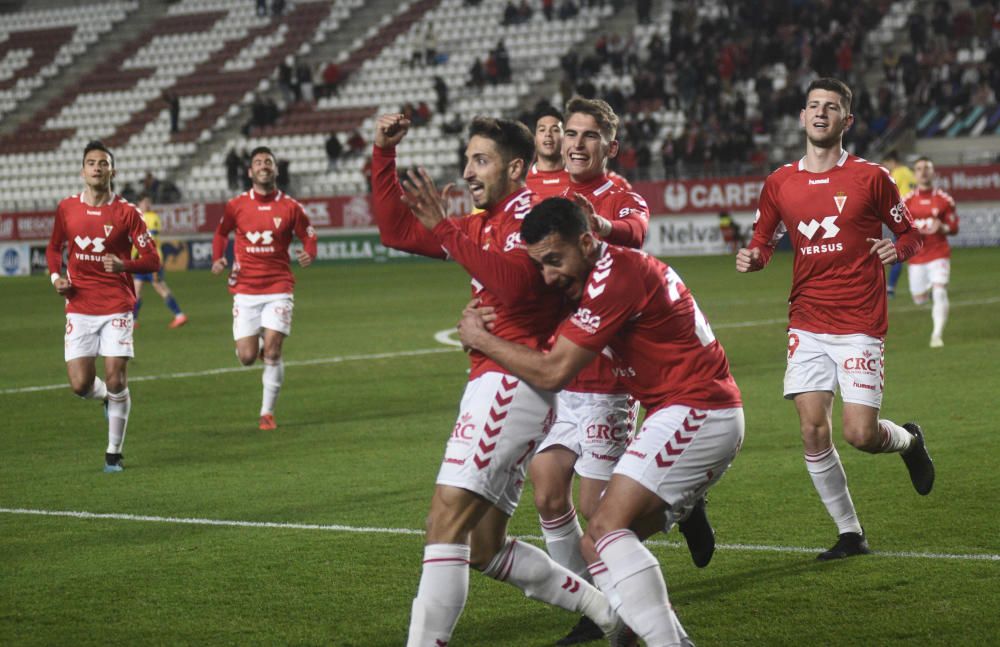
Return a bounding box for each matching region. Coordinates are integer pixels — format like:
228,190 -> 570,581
111,317 -> 131,329
590,452 -> 618,462
843,349 -> 878,373
586,423 -> 627,442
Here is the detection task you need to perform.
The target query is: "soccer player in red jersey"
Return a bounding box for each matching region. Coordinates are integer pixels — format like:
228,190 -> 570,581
211,146 -> 317,431
46,141 -> 161,473
458,197 -> 744,646
736,77 -> 935,560
904,157 -> 959,348
372,114 -> 629,645
530,97 -> 656,645
527,105 -> 570,199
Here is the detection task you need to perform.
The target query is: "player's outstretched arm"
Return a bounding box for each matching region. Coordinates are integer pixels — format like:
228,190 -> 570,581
458,308 -> 595,392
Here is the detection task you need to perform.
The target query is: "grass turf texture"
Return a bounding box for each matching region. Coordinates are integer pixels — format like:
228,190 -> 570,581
2,248 -> 998,646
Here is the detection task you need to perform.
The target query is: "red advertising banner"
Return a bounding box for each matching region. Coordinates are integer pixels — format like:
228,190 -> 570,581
4,165 -> 998,240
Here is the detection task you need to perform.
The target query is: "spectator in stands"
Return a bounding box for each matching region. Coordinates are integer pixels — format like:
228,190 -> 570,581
347,129 -> 366,157
296,61 -> 314,103
271,0 -> 285,18
143,171 -> 161,202
433,76 -> 449,114
423,23 -> 438,66
414,101 -> 432,127
636,0 -> 651,22
163,91 -> 180,134
320,61 -> 340,98
542,0 -> 554,21
494,39 -> 511,83
503,1 -> 519,25
468,58 -> 485,88
558,0 -> 579,20
517,0 -> 533,23
325,133 -> 343,171
226,147 -> 242,190
442,111 -> 464,135
278,56 -> 294,103
256,0 -> 267,18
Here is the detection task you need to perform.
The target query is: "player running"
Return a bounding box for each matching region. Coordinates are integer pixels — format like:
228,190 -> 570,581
132,193 -> 187,329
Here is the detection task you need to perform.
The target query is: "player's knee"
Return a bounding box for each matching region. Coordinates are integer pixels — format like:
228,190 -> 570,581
799,421 -> 829,444
533,486 -> 571,520
262,349 -> 282,363
236,351 -> 257,366
469,536 -> 505,571
843,422 -> 878,452
70,382 -> 92,398
912,292 -> 929,305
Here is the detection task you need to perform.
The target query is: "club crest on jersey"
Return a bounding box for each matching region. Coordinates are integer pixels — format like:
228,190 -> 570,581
273,217 -> 282,229
834,192 -> 847,214
103,224 -> 114,236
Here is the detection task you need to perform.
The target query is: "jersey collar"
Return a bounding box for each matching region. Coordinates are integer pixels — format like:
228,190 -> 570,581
797,149 -> 849,172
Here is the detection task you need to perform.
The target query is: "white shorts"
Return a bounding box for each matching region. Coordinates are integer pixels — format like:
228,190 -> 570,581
783,328 -> 884,408
538,390 -> 639,481
232,292 -> 293,340
908,258 -> 950,298
614,405 -> 744,511
64,312 -> 134,362
436,372 -> 556,516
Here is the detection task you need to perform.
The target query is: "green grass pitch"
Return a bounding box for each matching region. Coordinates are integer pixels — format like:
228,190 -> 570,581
2,248 -> 998,646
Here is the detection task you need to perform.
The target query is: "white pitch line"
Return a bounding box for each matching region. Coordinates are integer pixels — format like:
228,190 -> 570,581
3,296 -> 997,396
0,346 -> 461,395
2,507 -> 997,562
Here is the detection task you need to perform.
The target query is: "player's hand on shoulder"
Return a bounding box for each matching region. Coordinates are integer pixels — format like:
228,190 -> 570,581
375,114 -> 411,149
735,247 -> 761,272
211,257 -> 228,274
296,249 -> 314,267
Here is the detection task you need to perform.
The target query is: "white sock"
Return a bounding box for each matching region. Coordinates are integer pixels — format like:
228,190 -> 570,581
588,560 -> 624,616
106,388 -> 131,454
931,286 -> 949,339
540,507 -> 591,580
877,419 -> 913,454
406,544 -> 470,647
80,376 -> 107,401
483,537 -> 617,633
261,358 -> 284,416
595,529 -> 682,647
805,447 -> 861,534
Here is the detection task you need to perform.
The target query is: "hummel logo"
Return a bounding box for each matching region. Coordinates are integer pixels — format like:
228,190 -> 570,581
796,216 -> 840,239
808,178 -> 830,185
86,210 -> 101,216
542,179 -> 559,184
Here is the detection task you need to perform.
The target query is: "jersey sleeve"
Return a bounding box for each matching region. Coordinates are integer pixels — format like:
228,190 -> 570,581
601,191 -> 649,248
873,169 -> 922,261
370,145 -> 449,259
46,205 -> 67,275
747,174 -> 786,267
556,254 -> 640,352
941,192 -> 959,234
293,203 -> 318,257
430,218 -> 543,306
122,207 -> 161,273
212,201 -> 238,262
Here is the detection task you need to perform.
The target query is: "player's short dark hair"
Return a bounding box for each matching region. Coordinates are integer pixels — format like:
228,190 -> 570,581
883,149 -> 901,163
521,197 -> 588,245
914,155 -> 933,166
82,140 -> 114,168
565,96 -> 619,140
534,105 -> 564,129
137,192 -> 151,202
467,116 -> 534,180
805,77 -> 853,114
249,145 -> 277,162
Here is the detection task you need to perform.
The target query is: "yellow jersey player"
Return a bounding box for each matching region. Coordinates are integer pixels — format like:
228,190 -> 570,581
132,193 -> 187,328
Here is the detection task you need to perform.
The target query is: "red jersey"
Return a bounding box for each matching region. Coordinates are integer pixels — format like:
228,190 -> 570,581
371,145 -> 564,381
558,244 -> 742,414
904,187 -> 958,264
526,163 -> 570,200
46,192 -> 160,315
749,151 -> 923,338
607,170 -> 633,192
212,189 -> 318,295
560,174 -> 650,393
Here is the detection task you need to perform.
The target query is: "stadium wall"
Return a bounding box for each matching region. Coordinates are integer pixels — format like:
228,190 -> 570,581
3,165 -> 998,276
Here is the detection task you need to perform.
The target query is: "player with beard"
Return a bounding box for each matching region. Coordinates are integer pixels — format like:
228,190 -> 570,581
736,77 -> 934,560
211,146 -> 317,431
371,113 -> 631,646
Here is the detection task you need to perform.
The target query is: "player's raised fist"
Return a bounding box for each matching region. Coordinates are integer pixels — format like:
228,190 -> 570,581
735,246 -> 762,273
375,114 -> 411,149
